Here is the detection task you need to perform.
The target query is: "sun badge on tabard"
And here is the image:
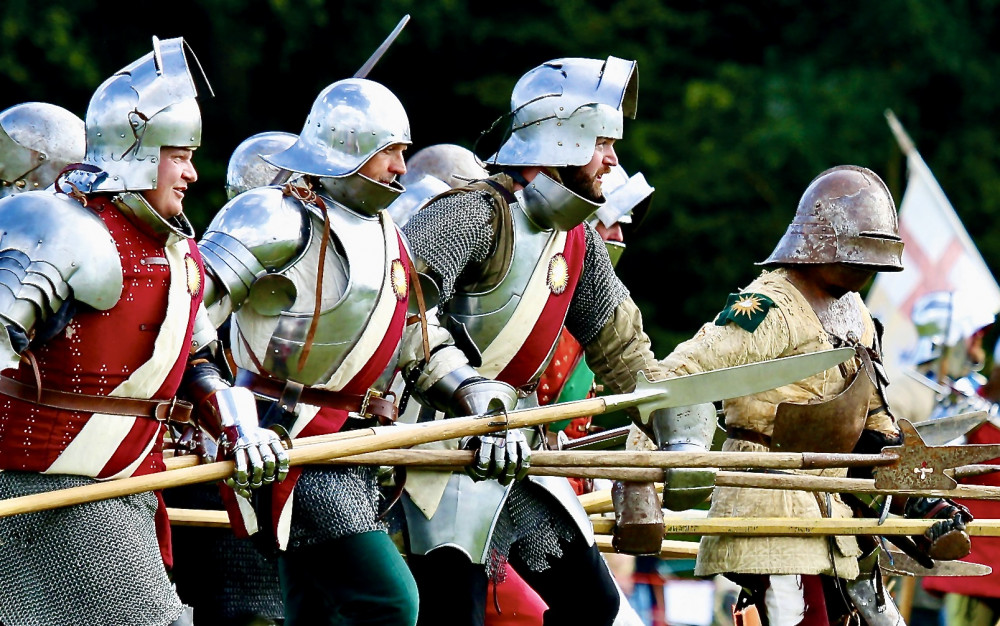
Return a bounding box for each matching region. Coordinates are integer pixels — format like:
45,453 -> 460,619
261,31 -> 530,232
184,254 -> 201,297
390,259 -> 408,301
547,253 -> 570,295
714,292 -> 776,333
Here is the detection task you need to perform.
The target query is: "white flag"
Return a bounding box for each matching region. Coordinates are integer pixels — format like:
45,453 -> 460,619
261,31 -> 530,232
866,111 -> 1000,378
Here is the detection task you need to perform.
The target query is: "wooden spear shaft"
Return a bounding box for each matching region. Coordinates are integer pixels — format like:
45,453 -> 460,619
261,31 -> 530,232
588,517 -> 1000,537
0,396 -> 612,519
318,449 -> 1000,500
323,448 -> 896,470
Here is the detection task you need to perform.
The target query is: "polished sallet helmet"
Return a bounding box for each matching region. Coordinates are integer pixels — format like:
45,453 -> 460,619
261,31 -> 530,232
487,56 -> 639,231
0,102 -> 85,197
265,78 -> 411,216
762,165 -> 904,271
78,36 -> 210,193
225,131 -> 298,199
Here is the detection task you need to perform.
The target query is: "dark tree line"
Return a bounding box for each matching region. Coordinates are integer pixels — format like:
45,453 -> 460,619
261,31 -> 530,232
3,0 -> 1000,350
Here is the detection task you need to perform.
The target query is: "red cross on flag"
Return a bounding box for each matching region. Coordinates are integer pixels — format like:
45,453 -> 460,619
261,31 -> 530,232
866,110 -> 1000,378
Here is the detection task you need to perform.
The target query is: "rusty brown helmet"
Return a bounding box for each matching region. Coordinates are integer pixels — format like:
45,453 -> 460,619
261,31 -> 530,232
761,165 -> 903,271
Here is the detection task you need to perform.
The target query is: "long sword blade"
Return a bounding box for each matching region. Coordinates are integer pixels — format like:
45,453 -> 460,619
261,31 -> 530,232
354,15 -> 410,78
913,410 -> 989,445
614,347 -> 855,421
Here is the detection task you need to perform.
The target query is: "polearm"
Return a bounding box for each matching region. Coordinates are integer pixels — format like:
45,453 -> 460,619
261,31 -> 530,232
589,516 -> 1000,537
317,450 -> 1000,500
0,349 -> 853,518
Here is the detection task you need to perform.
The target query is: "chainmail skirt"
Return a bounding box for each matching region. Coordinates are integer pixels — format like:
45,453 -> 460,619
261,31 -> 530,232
165,483 -> 283,622
286,465 -> 384,551
488,479 -> 581,578
0,472 -> 186,626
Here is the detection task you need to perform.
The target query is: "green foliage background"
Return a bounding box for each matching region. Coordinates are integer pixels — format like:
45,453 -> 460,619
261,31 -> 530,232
3,0 -> 999,352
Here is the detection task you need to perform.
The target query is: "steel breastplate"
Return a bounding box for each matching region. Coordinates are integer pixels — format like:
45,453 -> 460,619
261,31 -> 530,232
770,345 -> 875,453
234,199 -> 390,386
445,192 -> 558,354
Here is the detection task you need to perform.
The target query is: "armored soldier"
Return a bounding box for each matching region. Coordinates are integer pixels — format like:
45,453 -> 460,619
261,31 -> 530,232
923,337 -> 1000,626
399,56 -> 666,626
889,289 -> 995,424
0,37 -> 285,626
0,101 -> 85,197
199,78 -> 509,625
166,130 -> 298,626
651,166 -> 973,626
387,143 -> 487,225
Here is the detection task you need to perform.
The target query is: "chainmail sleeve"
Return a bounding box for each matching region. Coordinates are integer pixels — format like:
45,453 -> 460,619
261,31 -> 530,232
402,190 -> 497,303
565,221 -> 629,346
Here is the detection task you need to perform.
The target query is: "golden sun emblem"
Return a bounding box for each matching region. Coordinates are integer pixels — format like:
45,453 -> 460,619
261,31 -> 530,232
547,253 -> 569,295
731,295 -> 764,318
390,259 -> 408,301
184,254 -> 201,297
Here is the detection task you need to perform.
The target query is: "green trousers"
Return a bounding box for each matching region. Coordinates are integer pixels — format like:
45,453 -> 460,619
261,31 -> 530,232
278,530 -> 418,626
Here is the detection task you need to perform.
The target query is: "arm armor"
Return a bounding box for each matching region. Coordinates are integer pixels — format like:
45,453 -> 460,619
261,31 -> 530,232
181,357 -> 264,446
0,192 -> 122,366
198,187 -> 310,314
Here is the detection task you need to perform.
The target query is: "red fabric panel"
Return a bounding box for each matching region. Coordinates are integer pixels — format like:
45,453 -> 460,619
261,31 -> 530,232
496,225 -> 586,388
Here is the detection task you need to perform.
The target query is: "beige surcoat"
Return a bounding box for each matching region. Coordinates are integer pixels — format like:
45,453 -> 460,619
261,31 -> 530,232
656,269 -> 896,579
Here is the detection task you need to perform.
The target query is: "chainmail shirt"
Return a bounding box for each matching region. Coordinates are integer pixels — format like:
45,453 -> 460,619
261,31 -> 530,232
566,221 -> 630,346
487,480 -> 581,579
286,465 -> 385,551
0,472 -> 186,626
165,484 -> 284,622
402,190 -> 496,303
403,185 -> 629,347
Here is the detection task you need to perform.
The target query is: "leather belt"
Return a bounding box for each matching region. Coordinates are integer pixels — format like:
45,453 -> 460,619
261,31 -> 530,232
236,371 -> 397,426
726,426 -> 772,448
0,375 -> 192,422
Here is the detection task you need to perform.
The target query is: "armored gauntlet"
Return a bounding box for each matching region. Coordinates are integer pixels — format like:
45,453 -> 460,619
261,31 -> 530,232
652,403 -> 718,511
904,497 -> 974,561
184,361 -> 289,498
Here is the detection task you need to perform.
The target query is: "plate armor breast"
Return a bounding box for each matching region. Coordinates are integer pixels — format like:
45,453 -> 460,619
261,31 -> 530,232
202,187 -> 404,388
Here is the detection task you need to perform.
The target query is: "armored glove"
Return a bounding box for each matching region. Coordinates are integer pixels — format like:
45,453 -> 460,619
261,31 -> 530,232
904,497 -> 974,561
462,429 -> 532,485
651,403 -> 718,511
210,387 -> 290,499
449,375 -> 518,417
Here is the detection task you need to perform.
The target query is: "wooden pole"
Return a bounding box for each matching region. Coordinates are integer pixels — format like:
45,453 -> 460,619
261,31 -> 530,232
318,449 -> 1000,500
588,516 -> 1000,537
0,396 -> 614,518
594,535 -> 699,559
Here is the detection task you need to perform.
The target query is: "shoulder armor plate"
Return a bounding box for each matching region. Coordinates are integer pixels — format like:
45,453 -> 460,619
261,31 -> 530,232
0,191 -> 122,333
199,186 -> 311,309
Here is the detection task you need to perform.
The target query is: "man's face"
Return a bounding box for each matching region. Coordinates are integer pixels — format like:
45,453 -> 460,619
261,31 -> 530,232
595,220 -> 624,243
359,143 -> 407,185
561,137 -> 618,203
141,147 -> 197,219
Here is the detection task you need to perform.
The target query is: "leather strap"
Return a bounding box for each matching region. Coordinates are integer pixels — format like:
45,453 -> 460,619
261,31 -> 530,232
236,370 -> 397,426
726,426 -> 772,448
0,375 -> 192,422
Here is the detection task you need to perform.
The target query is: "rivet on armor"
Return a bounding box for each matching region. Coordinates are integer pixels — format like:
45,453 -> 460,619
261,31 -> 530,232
557,142 -> 563,146
557,122 -> 562,126
38,154 -> 46,161
120,133 -> 126,138
151,157 -> 157,163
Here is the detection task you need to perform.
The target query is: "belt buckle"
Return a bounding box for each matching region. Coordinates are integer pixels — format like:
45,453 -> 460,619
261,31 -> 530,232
358,388 -> 384,419
155,397 -> 178,423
